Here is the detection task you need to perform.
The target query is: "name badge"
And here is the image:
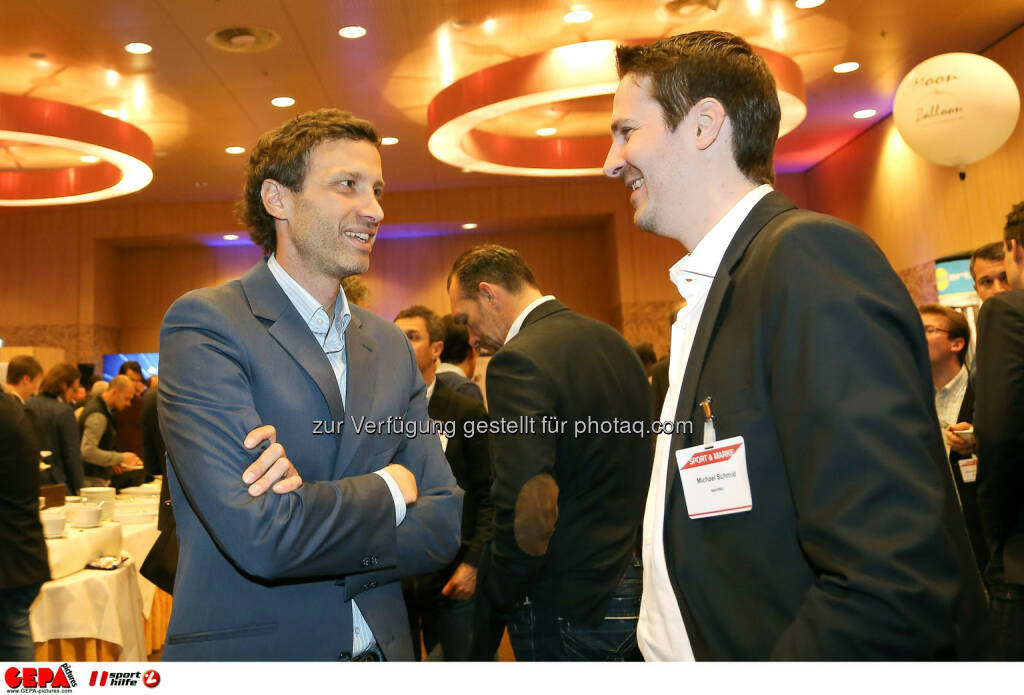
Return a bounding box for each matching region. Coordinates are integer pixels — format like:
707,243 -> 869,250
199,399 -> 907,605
958,456 -> 977,483
675,435 -> 752,519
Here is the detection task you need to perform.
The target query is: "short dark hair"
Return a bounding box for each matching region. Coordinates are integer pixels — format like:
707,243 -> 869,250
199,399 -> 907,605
920,303 -> 971,366
234,109 -> 380,254
395,305 -> 445,344
615,31 -> 780,186
634,343 -> 657,367
1005,201 -> 1024,249
969,241 -> 1006,280
6,355 -> 43,385
40,363 -> 81,397
447,244 -> 539,298
441,314 -> 473,364
119,360 -> 142,376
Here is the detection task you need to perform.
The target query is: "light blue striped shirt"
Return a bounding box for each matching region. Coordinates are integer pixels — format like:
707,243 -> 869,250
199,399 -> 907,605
267,254 -> 405,656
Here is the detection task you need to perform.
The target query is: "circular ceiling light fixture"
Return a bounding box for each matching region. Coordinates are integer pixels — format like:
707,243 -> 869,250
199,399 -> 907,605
427,40 -> 805,177
271,96 -> 296,107
380,136 -> 399,145
461,222 -> 478,229
223,234 -> 240,241
535,127 -> 558,136
853,108 -> 877,119
833,61 -> 859,73
794,0 -> 825,7
225,146 -> 246,154
563,9 -> 593,23
80,155 -> 100,163
0,93 -> 153,206
124,42 -> 152,54
339,26 -> 368,39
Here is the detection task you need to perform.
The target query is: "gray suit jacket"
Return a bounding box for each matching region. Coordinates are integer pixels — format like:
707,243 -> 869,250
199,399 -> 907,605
157,259 -> 462,661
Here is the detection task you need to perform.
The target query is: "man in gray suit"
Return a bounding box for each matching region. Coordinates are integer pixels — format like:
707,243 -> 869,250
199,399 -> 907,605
157,109 -> 462,661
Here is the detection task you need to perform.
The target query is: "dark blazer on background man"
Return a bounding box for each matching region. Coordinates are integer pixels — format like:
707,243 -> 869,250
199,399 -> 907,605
481,299 -> 653,625
975,289 -> 1024,587
427,378 -> 494,567
436,370 -> 484,403
140,386 -> 165,477
157,259 -> 462,661
0,392 -> 50,591
26,391 -> 84,494
661,191 -> 988,660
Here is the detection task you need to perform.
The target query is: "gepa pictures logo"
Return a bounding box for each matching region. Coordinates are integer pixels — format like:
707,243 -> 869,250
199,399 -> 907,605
4,664 -> 75,692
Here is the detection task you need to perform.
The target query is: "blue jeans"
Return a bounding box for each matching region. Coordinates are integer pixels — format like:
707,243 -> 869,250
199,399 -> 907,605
504,555 -> 642,661
0,584 -> 41,661
402,571 -> 477,661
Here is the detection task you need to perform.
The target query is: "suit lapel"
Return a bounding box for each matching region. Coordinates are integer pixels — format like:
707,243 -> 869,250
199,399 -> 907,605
667,191 -> 797,484
241,260 -> 346,424
336,311 -> 377,474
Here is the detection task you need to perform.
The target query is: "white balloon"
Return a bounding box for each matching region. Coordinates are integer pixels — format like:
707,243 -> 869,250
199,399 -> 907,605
893,52 -> 1020,168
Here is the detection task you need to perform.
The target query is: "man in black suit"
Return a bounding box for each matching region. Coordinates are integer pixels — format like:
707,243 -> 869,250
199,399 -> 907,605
394,305 -> 494,661
0,392 -> 50,660
448,244 -> 652,661
26,363 -> 85,495
602,31 -> 987,660
437,315 -> 485,403
975,200 -> 1024,660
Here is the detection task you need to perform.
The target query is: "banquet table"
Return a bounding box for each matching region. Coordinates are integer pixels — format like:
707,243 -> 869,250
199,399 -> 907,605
31,506 -> 173,661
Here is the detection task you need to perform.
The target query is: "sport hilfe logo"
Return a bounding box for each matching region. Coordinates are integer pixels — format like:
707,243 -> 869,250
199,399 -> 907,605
4,665 -> 75,690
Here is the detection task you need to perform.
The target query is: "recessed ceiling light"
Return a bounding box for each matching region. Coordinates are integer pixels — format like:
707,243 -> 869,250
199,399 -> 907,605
563,9 -> 593,23
380,136 -> 399,146
338,26 -> 367,39
853,109 -> 877,119
225,146 -> 246,154
462,223 -> 478,230
80,155 -> 100,163
223,234 -> 239,241
124,42 -> 152,55
101,109 -> 119,118
772,9 -> 786,39
271,96 -> 295,107
833,61 -> 860,73
482,18 -> 497,31
794,0 -> 825,7
536,127 -> 557,136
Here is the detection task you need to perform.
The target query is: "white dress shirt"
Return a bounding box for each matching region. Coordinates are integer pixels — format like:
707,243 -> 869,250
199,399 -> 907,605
267,254 -> 405,655
505,295 -> 556,344
934,364 -> 969,454
638,184 -> 772,661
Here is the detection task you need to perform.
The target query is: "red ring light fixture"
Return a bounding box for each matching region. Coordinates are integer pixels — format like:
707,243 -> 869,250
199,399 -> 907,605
428,39 -> 806,177
0,93 -> 154,206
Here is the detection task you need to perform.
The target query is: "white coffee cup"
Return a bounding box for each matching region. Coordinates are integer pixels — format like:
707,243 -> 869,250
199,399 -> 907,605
68,503 -> 102,528
40,510 -> 65,538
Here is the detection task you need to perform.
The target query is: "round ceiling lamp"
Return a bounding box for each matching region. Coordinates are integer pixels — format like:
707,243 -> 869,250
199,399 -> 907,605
427,40 -> 806,177
0,93 -> 154,206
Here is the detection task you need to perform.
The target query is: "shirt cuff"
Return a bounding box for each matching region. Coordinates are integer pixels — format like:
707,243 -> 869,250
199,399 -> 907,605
374,470 -> 406,526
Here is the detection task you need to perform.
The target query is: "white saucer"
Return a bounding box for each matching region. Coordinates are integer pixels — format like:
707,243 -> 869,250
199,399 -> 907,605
70,522 -> 101,529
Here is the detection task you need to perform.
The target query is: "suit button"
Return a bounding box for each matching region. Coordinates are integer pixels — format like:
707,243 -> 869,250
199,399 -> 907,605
370,555 -> 379,566
361,581 -> 377,591
361,557 -> 371,568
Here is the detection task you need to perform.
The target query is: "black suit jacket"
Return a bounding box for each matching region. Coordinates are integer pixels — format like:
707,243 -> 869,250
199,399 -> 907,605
946,380 -> 989,577
0,392 -> 50,589
26,392 -> 84,494
427,378 -> 494,568
141,386 -> 165,477
662,192 -> 987,660
436,370 -> 484,403
482,299 -> 653,625
974,289 -> 1024,587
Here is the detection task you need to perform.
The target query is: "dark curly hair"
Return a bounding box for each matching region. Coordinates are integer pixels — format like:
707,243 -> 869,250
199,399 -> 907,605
234,109 -> 379,254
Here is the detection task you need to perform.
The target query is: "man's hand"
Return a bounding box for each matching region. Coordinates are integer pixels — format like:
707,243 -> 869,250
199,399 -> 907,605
946,422 -> 976,457
441,562 -> 477,601
122,452 -> 142,469
380,463 -> 418,504
242,425 -> 303,496
111,463 -> 126,475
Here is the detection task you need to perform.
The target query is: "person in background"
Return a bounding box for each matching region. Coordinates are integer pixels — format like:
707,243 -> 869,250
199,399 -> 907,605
78,375 -> 143,487
974,200 -> 1024,659
919,304 -> 987,577
27,362 -> 85,495
4,355 -> 43,406
114,360 -> 145,459
448,244 -> 652,661
0,391 -> 50,660
341,275 -> 371,307
437,314 -> 484,403
394,305 -> 494,661
971,241 -> 1011,303
141,376 -> 165,478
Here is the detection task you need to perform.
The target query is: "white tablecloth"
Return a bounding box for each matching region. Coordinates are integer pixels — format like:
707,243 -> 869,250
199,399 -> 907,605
45,521 -> 122,580
121,522 -> 161,619
30,556 -> 146,661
